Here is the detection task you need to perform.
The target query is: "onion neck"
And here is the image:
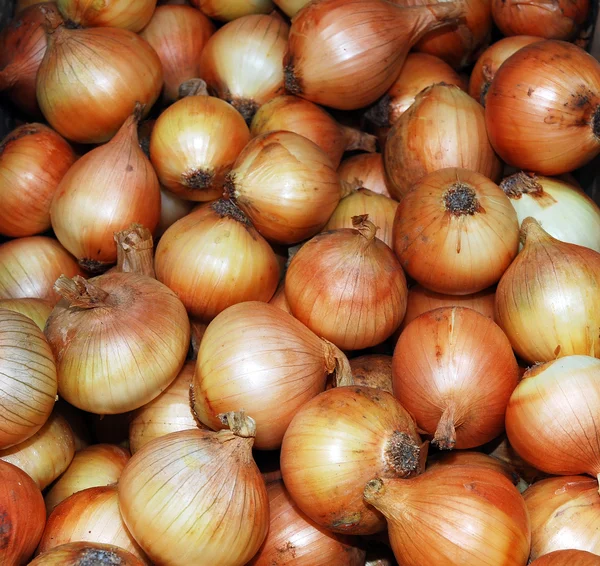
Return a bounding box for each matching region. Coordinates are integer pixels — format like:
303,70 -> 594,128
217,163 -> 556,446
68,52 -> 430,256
520,216 -> 554,247
500,172 -> 543,199
111,103 -> 144,147
322,339 -> 353,386
40,4 -> 65,34
283,55 -> 302,97
218,411 -> 256,439
178,78 -> 209,99
53,275 -> 111,309
443,182 -> 483,216
405,2 -> 463,44
383,431 -> 423,477
340,125 -> 377,154
211,198 -> 251,226
223,174 -> 239,200
114,224 -> 155,278
231,97 -> 259,124
433,402 -> 457,450
364,95 -> 392,128
353,214 -> 379,246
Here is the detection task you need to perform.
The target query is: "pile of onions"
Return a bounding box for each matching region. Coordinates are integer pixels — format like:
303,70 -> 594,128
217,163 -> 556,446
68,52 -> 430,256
500,172 -> 600,253
150,90 -> 250,201
393,307 -> 519,449
44,273 -> 190,414
0,298 -> 53,330
495,218 -> 600,362
530,550 -> 600,565
190,0 -> 273,21
191,301 -> 352,450
285,215 -> 407,350
155,199 -> 280,321
347,355 -> 393,393
0,309 -> 57,449
393,168 -> 519,294
36,17 -> 162,144
363,465 -> 531,565
281,386 -> 425,535
337,154 -> 393,198
384,84 -> 502,199
225,130 -> 341,244
506,356 -> 600,479
57,0 -> 156,31
0,123 -> 75,238
283,0 -> 462,110
524,475 -> 600,559
30,542 -> 144,566
0,460 -> 46,565
118,413 -> 269,565
485,40 -> 600,175
140,5 -> 214,102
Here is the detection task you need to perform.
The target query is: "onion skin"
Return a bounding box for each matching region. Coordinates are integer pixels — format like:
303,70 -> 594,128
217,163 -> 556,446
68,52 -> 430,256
485,40 -> 600,176
506,356 -> 600,478
0,460 -> 46,566
485,435 -> 550,486
155,188 -> 193,238
29,542 -> 145,566
0,298 -> 53,331
57,0 -> 157,32
427,451 -> 520,485
268,281 -> 292,314
272,0 -> 307,17
530,550 -> 600,565
337,154 -> 394,199
348,355 -> 393,394
190,0 -> 274,21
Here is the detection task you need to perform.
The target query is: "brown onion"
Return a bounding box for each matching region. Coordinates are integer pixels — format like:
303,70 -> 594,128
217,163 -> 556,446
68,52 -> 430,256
57,0 -> 157,31
190,0 -> 273,21
337,153 -> 393,198
348,355 -> 393,393
427,451 -> 520,486
268,281 -> 292,314
272,0 -> 308,17
0,298 -> 53,331
30,542 -> 145,566
531,550 -> 600,565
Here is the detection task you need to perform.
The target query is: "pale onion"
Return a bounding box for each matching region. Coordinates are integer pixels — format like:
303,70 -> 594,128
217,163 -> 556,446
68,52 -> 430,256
51,106 -> 161,273
150,92 -> 250,201
0,460 -> 46,565
30,542 -> 145,566
140,5 -> 214,102
500,172 -> 600,253
495,218 -> 600,362
337,153 -> 394,198
0,298 -> 53,331
225,130 -> 341,244
363,466 -> 531,565
268,281 -> 292,314
531,550 -> 600,565
248,480 -> 367,566
385,84 -> 502,199
272,0 -> 308,17
348,355 -> 393,393
0,236 -> 82,304
128,361 -> 199,454
286,216 -> 408,350
525,476 -> 600,560
191,301 -> 352,450
393,306 -> 519,449
323,188 -> 398,248
155,199 -> 280,321
251,95 -> 377,168
506,356 -> 600,480
393,168 -> 518,294
36,486 -> 148,563
427,451 -> 521,486
281,386 -> 425,535
189,0 -> 273,21
0,411 -> 74,490
36,20 -> 162,144
199,14 -> 289,122
485,40 -> 600,175
283,0 -> 462,110
118,413 -> 269,565
155,188 -> 194,238
44,273 -> 190,414
0,309 -> 57,450
54,399 -> 91,453
469,35 -> 544,106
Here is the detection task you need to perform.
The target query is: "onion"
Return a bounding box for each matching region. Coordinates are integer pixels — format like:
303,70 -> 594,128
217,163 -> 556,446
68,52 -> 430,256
251,95 -> 377,168
393,306 -> 519,449
199,14 -> 288,122
155,188 -> 193,238
363,465 -> 531,565
140,5 -> 214,103
0,460 -> 46,565
495,218 -> 600,362
0,3 -> 62,116
54,399 -> 91,453
485,40 -> 600,176
0,309 -> 57,450
525,476 -> 600,559
281,386 -> 425,535
150,90 -> 250,202
491,0 -> 590,40
385,84 -> 502,199
348,355 -> 393,393
249,480 -> 366,566
268,281 -> 292,314
273,0 -> 308,17
485,435 -> 550,485
191,301 -> 352,450
427,451 -> 521,486
37,486 -> 148,563
286,215 -> 407,350
189,0 -> 273,21
323,188 -> 398,248
337,153 -> 393,199
45,444 -> 130,513
500,172 -> 600,253
531,550 -> 600,565
155,199 -> 280,321
118,413 -> 269,565
469,35 -> 544,106
57,0 -> 157,31
44,273 -> 190,414
225,130 -> 341,245
283,0 -> 462,110
129,361 -> 199,454
393,168 -> 518,295
30,542 -> 145,566
37,18 -> 162,144
0,298 -> 53,331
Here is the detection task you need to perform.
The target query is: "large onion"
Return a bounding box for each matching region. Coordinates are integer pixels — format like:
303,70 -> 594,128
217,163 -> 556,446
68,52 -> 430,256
0,298 -> 53,331
531,550 -> 600,565
57,0 -> 157,31
30,542 -> 144,566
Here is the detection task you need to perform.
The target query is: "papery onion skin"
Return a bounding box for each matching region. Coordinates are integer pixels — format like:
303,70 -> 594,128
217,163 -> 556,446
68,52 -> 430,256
190,0 -> 273,21
57,0 -> 157,31
150,94 -> 250,201
337,153 -> 394,199
29,542 -> 145,566
37,24 -> 162,144
0,298 -> 53,331
348,355 -> 393,394
281,386 -> 425,535
0,460 -> 46,566
268,281 -> 292,314
427,451 -> 520,485
530,550 -> 600,566
393,168 -> 518,295
506,356 -> 600,478
385,84 -> 502,200
485,40 -> 600,176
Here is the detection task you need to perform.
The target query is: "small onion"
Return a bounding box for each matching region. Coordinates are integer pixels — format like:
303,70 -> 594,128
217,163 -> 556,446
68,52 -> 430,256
348,355 -> 393,393
0,298 -> 53,331
189,0 -> 273,21
30,542 -> 144,566
57,0 -> 157,31
337,153 -> 393,198
530,550 -> 600,565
